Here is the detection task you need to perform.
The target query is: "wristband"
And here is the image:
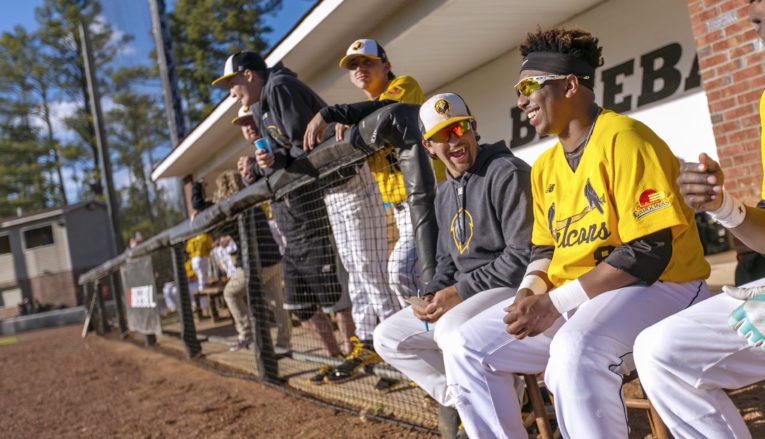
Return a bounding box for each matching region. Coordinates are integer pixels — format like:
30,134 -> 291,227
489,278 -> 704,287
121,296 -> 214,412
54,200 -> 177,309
709,190 -> 746,229
519,275 -> 548,295
548,279 -> 589,314
525,258 -> 551,274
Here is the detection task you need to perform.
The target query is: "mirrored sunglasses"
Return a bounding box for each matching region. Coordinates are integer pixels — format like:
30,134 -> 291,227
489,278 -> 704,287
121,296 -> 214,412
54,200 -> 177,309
429,120 -> 473,143
514,74 -> 590,97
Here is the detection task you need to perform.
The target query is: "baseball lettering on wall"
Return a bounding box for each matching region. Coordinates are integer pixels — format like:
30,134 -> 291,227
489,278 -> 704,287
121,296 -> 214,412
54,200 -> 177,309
128,285 -> 157,308
511,42 -> 701,148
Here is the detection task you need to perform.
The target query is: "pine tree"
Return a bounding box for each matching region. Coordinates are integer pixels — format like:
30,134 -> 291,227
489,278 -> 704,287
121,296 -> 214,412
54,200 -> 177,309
34,0 -> 132,196
0,27 -> 58,216
168,0 -> 281,126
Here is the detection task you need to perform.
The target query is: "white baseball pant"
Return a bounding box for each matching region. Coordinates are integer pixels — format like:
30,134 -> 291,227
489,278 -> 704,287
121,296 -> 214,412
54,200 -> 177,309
190,255 -> 209,291
373,287 -> 512,405
324,163 -> 400,341
389,202 -> 420,307
634,278 -> 765,439
442,281 -> 709,439
190,256 -> 209,309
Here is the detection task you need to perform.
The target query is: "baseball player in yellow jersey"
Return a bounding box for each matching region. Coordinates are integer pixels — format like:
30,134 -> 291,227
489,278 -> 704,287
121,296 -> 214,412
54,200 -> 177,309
306,39 -> 446,310
634,2 -> 765,437
441,27 -> 711,438
302,39 -> 448,390
185,232 -> 214,293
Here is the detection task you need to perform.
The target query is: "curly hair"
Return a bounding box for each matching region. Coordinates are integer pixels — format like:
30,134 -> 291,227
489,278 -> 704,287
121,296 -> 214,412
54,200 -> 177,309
520,27 -> 604,69
213,170 -> 245,203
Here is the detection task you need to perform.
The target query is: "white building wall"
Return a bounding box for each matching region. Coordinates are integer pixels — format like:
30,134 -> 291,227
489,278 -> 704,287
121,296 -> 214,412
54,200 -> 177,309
23,222 -> 72,277
434,0 -> 715,165
0,253 -> 15,286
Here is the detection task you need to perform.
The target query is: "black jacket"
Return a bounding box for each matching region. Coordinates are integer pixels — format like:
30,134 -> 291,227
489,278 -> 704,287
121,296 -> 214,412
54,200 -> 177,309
245,62 -> 334,259
427,141 -> 532,300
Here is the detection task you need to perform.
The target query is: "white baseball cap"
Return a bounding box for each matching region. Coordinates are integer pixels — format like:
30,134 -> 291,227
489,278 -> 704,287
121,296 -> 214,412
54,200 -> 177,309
231,106 -> 254,125
338,39 -> 388,69
419,93 -> 473,140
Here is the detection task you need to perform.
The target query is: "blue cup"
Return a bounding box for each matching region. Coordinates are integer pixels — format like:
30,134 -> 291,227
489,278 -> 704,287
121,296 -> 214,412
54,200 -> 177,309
255,138 -> 272,154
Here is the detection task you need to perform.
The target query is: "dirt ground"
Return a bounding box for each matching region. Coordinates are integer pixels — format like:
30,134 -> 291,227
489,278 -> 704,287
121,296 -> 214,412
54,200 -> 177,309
2,324 -> 764,438
0,325 -> 433,439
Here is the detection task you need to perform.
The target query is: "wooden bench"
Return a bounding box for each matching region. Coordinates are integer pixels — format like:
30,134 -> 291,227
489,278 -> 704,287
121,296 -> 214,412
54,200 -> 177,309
192,285 -> 227,322
522,371 -> 669,439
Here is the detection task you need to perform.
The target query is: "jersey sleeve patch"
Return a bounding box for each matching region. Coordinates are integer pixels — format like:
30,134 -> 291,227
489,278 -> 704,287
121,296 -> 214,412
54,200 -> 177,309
632,189 -> 672,219
385,86 -> 403,96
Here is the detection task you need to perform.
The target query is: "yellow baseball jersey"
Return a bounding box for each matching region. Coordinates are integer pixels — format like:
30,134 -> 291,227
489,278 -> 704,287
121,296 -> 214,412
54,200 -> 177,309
185,233 -> 213,258
760,90 -> 765,199
531,109 -> 710,288
184,258 -> 196,280
367,75 -> 446,204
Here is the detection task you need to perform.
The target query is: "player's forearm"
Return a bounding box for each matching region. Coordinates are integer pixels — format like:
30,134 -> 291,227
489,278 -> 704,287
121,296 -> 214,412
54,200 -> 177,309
728,206 -> 765,254
319,100 -> 396,125
578,262 -> 639,298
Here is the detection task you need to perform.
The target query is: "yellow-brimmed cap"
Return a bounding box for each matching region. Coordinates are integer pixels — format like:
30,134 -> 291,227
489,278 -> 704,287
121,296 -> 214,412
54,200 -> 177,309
338,39 -> 387,69
231,106 -> 254,125
419,93 -> 473,140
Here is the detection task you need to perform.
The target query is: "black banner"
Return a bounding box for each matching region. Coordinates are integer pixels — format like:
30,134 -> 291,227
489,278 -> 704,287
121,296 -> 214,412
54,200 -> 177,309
120,256 -> 161,335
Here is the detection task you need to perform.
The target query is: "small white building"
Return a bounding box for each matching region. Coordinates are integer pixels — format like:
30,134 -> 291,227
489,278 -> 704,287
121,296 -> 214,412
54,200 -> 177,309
0,201 -> 116,317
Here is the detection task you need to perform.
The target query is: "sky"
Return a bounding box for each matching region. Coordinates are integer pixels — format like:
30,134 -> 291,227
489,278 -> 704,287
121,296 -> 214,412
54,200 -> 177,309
1,0 -> 317,204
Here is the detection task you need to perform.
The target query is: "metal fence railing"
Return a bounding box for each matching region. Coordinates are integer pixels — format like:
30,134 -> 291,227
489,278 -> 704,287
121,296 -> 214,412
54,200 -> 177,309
78,103 -> 442,431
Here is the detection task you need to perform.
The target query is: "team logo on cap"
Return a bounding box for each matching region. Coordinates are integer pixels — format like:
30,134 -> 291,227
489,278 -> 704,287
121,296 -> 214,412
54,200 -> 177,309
352,41 -> 364,51
434,99 -> 450,115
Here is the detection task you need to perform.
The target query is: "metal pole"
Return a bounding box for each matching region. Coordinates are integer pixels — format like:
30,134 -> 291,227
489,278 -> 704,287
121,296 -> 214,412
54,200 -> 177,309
110,271 -> 128,337
147,0 -> 190,218
78,21 -> 124,254
238,210 -> 279,382
95,278 -> 108,334
147,0 -> 186,146
170,245 -> 202,358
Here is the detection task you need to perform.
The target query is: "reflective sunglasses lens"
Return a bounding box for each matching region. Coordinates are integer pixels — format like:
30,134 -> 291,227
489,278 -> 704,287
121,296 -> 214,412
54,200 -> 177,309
516,78 -> 541,97
431,120 -> 472,142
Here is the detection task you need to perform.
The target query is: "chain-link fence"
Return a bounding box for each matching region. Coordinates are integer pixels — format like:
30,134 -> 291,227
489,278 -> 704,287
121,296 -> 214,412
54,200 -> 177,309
78,103 -> 442,431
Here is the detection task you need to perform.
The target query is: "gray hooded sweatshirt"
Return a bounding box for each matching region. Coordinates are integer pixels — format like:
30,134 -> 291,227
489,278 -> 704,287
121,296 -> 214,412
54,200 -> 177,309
426,141 -> 532,300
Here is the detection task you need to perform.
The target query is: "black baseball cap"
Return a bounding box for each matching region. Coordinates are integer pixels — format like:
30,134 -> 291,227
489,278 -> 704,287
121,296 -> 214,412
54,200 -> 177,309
211,51 -> 267,88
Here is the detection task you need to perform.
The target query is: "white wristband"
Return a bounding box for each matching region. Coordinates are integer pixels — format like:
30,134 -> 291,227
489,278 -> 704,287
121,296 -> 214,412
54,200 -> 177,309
519,275 -> 547,295
709,190 -> 746,229
525,258 -> 551,275
548,279 -> 589,314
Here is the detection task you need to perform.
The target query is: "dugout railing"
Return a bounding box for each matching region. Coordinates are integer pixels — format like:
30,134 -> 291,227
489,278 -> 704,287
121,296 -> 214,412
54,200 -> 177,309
78,103 -> 443,430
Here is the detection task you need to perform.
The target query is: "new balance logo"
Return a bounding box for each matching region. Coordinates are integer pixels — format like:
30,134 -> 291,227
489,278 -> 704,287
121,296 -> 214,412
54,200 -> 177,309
546,184 -> 555,193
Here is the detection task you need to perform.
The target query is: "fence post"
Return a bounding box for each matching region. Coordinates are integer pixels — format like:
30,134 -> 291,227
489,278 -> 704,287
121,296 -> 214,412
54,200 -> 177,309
82,281 -> 95,337
170,244 -> 202,358
110,271 -> 128,337
238,208 -> 279,382
95,277 -> 108,334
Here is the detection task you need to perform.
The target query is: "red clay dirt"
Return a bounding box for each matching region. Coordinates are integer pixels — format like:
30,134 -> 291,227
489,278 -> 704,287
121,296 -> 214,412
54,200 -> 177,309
0,325 -> 433,438
2,324 -> 763,438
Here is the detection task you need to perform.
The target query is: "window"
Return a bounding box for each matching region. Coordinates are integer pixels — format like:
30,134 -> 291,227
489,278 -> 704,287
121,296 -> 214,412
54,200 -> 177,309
0,235 -> 9,254
24,225 -> 54,249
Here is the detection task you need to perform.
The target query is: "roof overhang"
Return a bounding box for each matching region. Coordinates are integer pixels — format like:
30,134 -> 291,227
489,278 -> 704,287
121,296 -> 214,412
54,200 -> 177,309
152,0 -> 604,181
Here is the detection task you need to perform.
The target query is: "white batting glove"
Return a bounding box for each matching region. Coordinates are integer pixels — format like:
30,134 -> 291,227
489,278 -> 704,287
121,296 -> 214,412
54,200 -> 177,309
725,285 -> 765,350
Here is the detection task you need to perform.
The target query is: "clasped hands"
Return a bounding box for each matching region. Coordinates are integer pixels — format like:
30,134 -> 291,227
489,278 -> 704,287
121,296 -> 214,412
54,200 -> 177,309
411,285 -> 462,323
503,288 -> 560,340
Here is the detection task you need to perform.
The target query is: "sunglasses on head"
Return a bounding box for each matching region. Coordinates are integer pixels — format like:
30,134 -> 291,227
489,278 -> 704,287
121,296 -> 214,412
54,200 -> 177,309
514,74 -> 591,97
428,120 -> 473,143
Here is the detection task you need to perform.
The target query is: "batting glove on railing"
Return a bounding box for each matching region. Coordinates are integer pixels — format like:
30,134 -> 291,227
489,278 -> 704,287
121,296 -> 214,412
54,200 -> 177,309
725,285 -> 765,349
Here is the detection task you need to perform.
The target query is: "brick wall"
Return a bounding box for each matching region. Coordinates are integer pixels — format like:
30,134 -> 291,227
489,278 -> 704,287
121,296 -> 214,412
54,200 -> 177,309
688,0 -> 765,204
